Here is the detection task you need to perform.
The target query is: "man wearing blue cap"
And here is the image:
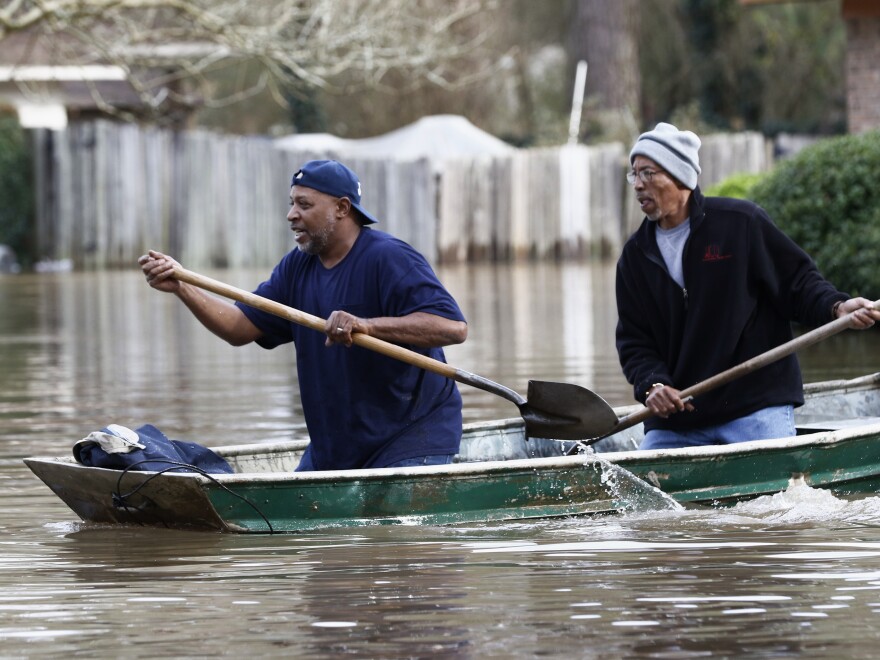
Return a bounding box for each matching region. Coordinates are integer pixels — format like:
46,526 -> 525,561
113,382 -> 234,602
616,123 -> 880,450
140,160 -> 468,471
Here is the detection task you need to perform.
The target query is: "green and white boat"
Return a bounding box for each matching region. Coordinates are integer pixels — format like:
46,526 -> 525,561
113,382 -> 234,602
24,373 -> 880,533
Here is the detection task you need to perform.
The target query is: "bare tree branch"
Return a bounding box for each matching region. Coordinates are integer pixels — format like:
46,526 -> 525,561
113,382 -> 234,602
0,0 -> 500,122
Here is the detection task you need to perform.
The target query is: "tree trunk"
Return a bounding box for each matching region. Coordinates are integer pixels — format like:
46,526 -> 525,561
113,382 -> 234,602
567,0 -> 641,135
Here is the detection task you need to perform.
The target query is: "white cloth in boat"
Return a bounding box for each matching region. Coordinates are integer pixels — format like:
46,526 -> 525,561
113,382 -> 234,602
73,424 -> 145,460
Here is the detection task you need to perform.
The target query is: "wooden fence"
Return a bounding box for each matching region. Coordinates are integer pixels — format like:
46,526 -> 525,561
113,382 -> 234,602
32,120 -> 770,269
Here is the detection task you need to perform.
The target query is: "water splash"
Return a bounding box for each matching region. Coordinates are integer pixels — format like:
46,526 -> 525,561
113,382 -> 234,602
587,452 -> 683,513
732,477 -> 845,519
730,476 -> 880,526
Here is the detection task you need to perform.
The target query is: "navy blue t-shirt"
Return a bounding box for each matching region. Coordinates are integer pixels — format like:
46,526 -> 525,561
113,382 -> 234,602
236,228 -> 466,470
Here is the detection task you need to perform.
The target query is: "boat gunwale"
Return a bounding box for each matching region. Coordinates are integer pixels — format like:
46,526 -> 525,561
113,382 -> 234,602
603,421 -> 880,464
23,420 -> 880,485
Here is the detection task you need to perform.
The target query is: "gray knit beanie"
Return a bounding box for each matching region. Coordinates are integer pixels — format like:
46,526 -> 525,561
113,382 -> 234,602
629,122 -> 701,190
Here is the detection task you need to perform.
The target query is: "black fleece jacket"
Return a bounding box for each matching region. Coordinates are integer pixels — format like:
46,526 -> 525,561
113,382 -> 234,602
615,187 -> 847,432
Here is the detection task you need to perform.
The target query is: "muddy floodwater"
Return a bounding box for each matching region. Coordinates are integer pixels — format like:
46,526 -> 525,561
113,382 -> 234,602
3,263 -> 880,657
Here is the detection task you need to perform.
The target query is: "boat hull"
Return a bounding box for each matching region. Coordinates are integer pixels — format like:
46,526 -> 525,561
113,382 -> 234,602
24,454 -> 626,533
23,373 -> 880,533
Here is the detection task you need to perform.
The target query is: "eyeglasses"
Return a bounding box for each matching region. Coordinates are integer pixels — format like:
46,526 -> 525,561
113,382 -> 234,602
626,169 -> 664,185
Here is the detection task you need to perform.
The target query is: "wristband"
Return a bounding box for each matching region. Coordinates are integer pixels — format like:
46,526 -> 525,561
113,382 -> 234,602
645,383 -> 665,399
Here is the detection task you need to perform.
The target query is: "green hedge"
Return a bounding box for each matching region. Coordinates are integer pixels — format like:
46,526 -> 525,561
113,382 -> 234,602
0,116 -> 34,264
704,171 -> 763,199
749,131 -> 880,297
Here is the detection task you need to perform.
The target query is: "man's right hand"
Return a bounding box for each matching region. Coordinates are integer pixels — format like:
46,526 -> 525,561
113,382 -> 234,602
646,383 -> 695,418
139,250 -> 181,293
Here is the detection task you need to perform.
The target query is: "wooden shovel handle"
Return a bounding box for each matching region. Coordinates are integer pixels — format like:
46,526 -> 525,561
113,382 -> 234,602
172,267 -> 458,380
614,299 -> 880,433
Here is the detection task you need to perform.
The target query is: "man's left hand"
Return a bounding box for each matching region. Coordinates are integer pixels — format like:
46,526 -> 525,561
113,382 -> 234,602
836,297 -> 880,329
325,311 -> 366,347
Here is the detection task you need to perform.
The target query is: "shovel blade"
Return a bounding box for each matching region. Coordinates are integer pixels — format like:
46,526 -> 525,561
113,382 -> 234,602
520,380 -> 619,440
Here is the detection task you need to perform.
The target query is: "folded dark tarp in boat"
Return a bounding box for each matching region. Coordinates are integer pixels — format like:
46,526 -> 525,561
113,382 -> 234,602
73,423 -> 234,474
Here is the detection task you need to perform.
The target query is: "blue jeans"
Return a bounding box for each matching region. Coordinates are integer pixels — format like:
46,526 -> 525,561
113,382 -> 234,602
295,446 -> 454,471
383,454 -> 455,468
640,405 -> 796,450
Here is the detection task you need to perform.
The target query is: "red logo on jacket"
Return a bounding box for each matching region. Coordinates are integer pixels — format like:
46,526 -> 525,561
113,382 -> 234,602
703,244 -> 732,262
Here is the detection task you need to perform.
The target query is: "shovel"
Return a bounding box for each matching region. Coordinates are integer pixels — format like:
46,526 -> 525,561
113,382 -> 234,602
580,298 -> 880,444
172,268 -> 618,440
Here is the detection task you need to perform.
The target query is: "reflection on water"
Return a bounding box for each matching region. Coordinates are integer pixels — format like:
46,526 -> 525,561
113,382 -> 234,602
441,261 -> 627,418
6,485 -> 880,657
3,264 -> 880,656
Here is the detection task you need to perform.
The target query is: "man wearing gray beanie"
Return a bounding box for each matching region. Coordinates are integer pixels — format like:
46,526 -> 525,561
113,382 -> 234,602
615,122 -> 880,450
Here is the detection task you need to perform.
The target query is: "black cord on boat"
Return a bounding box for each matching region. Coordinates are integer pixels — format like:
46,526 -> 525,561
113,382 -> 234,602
113,460 -> 275,534
112,488 -> 165,528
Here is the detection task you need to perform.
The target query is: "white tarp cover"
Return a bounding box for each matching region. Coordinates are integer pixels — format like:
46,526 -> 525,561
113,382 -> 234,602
275,114 -> 514,162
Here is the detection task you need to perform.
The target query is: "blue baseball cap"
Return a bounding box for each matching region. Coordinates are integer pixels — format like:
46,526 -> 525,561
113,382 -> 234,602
290,160 -> 378,225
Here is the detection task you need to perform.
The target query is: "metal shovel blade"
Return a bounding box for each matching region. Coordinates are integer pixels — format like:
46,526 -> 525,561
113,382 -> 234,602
521,380 -> 619,440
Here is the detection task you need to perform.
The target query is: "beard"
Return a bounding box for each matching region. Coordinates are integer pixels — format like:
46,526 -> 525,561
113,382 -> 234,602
296,217 -> 337,255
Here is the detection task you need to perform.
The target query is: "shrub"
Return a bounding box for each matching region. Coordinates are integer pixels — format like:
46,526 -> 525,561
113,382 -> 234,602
750,130 -> 880,297
704,171 -> 763,199
0,115 -> 34,265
